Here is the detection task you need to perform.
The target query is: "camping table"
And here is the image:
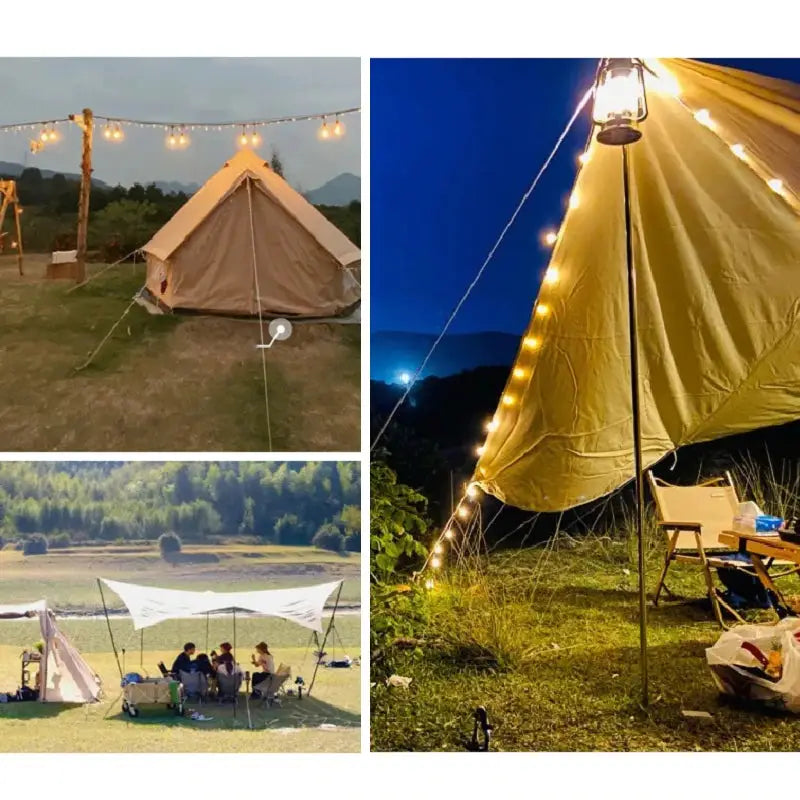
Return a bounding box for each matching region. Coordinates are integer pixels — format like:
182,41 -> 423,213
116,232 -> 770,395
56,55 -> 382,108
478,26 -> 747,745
719,530 -> 800,614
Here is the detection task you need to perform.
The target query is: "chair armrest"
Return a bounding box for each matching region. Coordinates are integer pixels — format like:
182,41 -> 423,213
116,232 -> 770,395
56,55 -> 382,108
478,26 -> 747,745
657,520 -> 702,531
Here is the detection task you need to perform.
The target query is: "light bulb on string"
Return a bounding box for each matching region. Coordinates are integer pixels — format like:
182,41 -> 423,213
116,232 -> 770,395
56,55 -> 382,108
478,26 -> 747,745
465,483 -> 478,500
39,128 -> 49,142
238,126 -> 249,147
112,125 -> 124,141
730,143 -> 746,160
333,117 -> 344,137
523,336 -> 540,350
178,129 -> 190,148
535,303 -> 550,317
424,578 -> 435,590
431,555 -> 442,569
456,505 -> 470,520
768,178 -> 784,194
485,417 -> 498,433
544,267 -> 559,285
475,445 -> 485,456
433,542 -> 444,555
578,150 -> 591,165
250,129 -> 261,147
694,109 -> 714,129
166,127 -> 177,149
318,118 -> 330,140
444,528 -> 454,540
103,125 -> 113,140
543,230 -> 558,247
502,393 -> 516,406
513,367 -> 527,379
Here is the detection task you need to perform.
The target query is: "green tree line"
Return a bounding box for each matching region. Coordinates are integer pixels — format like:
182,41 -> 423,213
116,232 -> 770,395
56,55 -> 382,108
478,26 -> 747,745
0,461 -> 360,552
1,166 -> 361,258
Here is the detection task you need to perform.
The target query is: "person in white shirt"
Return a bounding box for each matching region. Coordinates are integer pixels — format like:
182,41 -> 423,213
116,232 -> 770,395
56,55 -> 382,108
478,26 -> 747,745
250,641 -> 275,698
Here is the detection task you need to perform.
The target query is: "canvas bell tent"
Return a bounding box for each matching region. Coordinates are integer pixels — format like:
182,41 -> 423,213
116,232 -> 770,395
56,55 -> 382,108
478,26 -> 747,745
141,148 -> 361,317
0,600 -> 102,703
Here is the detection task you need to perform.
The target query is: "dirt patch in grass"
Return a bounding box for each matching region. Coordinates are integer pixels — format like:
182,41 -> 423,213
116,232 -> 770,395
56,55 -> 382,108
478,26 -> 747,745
0,256 -> 359,451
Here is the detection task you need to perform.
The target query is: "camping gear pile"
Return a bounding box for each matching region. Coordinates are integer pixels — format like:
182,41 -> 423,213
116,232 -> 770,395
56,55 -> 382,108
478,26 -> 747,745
707,618 -> 800,712
120,673 -> 184,719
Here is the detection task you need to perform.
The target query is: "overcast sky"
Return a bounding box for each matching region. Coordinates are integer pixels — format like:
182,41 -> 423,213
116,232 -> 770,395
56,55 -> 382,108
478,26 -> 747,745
0,58 -> 360,191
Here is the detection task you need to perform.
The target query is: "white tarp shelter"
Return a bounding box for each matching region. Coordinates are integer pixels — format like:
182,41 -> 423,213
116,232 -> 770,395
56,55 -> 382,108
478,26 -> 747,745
100,578 -> 342,633
0,601 -> 102,704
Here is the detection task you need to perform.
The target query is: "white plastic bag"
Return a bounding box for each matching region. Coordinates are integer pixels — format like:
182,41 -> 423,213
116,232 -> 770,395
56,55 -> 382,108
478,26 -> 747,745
732,501 -> 764,533
706,618 -> 800,712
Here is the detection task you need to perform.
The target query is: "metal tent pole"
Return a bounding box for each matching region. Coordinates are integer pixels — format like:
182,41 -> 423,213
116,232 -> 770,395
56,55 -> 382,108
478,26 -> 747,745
97,579 -> 123,678
205,612 -> 210,653
622,144 -> 649,706
232,608 -> 237,719
140,629 -> 144,668
308,583 -> 343,697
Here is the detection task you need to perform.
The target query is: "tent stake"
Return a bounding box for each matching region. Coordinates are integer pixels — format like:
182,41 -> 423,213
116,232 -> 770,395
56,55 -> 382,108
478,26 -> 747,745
622,144 -> 649,707
97,579 -> 123,679
308,582 -> 343,697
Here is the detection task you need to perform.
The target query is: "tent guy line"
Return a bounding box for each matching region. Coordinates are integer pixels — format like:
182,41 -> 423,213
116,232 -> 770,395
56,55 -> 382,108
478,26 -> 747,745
369,84 -> 594,454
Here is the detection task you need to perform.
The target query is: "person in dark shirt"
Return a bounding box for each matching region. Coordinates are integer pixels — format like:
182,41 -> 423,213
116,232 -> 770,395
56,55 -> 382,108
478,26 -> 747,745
171,642 -> 196,675
194,653 -> 214,677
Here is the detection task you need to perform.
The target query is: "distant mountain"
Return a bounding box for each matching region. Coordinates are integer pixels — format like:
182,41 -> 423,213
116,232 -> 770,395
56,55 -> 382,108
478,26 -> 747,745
305,173 -> 360,206
152,180 -> 199,195
371,330 -> 520,384
0,160 -> 108,187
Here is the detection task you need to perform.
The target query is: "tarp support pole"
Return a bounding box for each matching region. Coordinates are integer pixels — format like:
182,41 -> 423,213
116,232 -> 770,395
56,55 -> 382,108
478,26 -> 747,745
140,629 -> 144,668
233,608 -> 237,720
623,143 -> 649,707
308,583 -> 343,697
205,612 -> 209,653
97,579 -> 124,679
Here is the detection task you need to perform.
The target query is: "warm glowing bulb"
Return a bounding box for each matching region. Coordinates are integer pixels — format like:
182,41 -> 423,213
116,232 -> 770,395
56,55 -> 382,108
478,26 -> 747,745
251,133 -> 261,146
431,556 -> 442,569
104,127 -> 112,139
768,178 -> 784,194
276,324 -> 286,335
168,134 -> 177,147
502,394 -> 515,406
466,483 -> 478,499
523,336 -> 540,350
544,267 -> 559,285
333,119 -> 344,137
543,231 -> 558,246
694,109 -> 713,128
444,528 -> 454,540
730,143 -> 746,160
113,127 -> 123,141
424,578 -> 435,590
485,418 -> 498,433
10,240 -> 17,249
48,128 -> 58,142
319,122 -> 330,140
535,304 -> 550,317
513,367 -> 526,379
433,542 -> 444,555
568,192 -> 579,210
578,151 -> 591,165
239,134 -> 248,146
475,445 -> 485,456
457,506 -> 469,519
40,130 -> 48,142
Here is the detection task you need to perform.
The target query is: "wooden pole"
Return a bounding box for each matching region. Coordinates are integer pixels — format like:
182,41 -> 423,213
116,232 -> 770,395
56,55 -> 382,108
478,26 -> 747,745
14,202 -> 24,276
74,108 -> 93,284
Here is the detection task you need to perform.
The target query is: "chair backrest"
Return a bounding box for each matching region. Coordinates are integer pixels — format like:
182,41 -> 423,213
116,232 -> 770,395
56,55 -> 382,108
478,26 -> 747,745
648,471 -> 739,551
261,670 -> 291,701
179,670 -> 208,696
215,668 -> 242,699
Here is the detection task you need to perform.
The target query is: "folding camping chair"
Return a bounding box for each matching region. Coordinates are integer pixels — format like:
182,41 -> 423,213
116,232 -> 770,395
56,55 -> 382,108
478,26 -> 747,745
179,670 -> 209,703
648,471 -> 797,628
258,664 -> 291,708
214,667 -> 242,704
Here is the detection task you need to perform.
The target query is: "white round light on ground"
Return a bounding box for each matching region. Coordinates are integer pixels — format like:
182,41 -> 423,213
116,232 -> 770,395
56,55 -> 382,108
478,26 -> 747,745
269,318 -> 293,340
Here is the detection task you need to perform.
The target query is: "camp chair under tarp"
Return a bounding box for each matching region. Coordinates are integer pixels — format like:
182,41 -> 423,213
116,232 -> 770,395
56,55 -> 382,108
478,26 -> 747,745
258,664 -> 291,708
179,670 -> 209,703
648,472 -> 796,628
215,667 -> 243,703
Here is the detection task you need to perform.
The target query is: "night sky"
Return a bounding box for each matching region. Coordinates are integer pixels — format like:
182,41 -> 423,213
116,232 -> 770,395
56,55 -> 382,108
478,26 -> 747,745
370,58 -> 800,336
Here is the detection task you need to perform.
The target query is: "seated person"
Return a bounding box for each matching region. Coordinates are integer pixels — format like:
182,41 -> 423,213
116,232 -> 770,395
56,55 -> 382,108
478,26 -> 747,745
194,653 -> 214,678
170,642 -> 196,676
250,641 -> 275,698
212,642 -> 237,675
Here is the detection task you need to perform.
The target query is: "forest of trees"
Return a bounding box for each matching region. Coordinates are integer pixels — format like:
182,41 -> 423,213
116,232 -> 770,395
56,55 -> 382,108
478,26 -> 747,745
0,163 -> 360,258
0,462 -> 360,553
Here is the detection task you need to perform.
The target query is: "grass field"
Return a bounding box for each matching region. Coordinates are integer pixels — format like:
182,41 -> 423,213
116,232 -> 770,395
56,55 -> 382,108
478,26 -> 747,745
371,537 -> 800,752
0,543 -> 361,610
0,255 -> 359,451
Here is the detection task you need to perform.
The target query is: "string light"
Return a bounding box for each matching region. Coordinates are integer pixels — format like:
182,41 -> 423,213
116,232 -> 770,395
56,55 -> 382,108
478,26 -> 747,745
485,417 -> 498,432
543,230 -> 558,247
694,109 -> 714,128
333,117 -> 345,137
475,445 -> 485,456
544,267 -> 559,285
112,124 -> 124,141
523,336 -> 540,350
578,151 -> 591,165
502,394 -> 516,406
512,367 -> 527,379
768,178 -> 784,194
178,129 -> 190,147
250,129 -> 261,147
568,191 -> 580,210
456,506 -> 470,520
431,555 -> 442,569
433,542 -> 444,555
466,483 -> 479,499
239,127 -> 249,147
166,127 -> 178,148
730,143 -> 746,160
318,118 -> 330,140
424,578 -> 435,590
444,528 -> 454,540
535,303 -> 550,317
103,125 -> 113,140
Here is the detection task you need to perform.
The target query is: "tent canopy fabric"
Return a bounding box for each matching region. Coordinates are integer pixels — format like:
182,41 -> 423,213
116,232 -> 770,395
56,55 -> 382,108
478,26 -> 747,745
0,600 -> 101,703
475,59 -> 800,513
141,148 -> 360,317
101,578 -> 341,633
0,599 -> 47,618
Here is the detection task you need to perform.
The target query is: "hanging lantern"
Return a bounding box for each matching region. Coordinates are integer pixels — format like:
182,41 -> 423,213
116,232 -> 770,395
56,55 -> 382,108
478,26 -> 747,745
592,58 -> 648,146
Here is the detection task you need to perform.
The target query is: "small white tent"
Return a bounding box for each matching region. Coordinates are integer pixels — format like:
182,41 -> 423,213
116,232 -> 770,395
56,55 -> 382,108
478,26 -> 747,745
0,601 -> 102,704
